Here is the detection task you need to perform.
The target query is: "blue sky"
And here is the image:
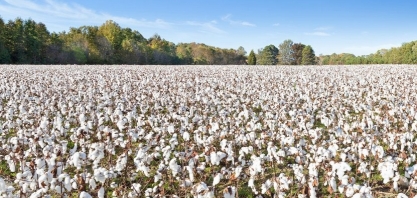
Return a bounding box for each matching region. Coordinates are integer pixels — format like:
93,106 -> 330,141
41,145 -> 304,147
0,0 -> 416,56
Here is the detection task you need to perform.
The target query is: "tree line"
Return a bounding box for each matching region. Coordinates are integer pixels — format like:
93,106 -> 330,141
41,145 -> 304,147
0,17 -> 316,65
319,41 -> 417,65
0,17 -> 416,65
0,18 -> 247,65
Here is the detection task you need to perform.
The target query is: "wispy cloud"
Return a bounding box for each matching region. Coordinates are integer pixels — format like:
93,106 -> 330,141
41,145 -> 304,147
0,0 -> 172,32
222,14 -> 256,27
304,26 -> 333,36
305,31 -> 331,36
272,23 -> 280,26
186,21 -> 225,34
315,26 -> 332,31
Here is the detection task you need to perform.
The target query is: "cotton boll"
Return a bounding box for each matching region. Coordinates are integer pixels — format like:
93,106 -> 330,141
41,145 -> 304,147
185,166 -> 194,182
4,185 -> 15,196
220,139 -> 228,151
5,155 -> 16,172
261,179 -> 272,194
40,117 -> 49,130
192,182 -> 208,194
169,158 -> 181,177
29,189 -> 43,198
54,185 -> 63,194
351,193 -> 363,198
132,183 -> 141,194
249,156 -> 263,176
98,186 -> 105,198
154,172 -> 162,183
322,175 -> 333,188
139,163 -> 151,177
345,185 -> 355,197
115,154 -> 128,172
377,160 -> 395,184
182,131 -> 190,141
70,152 -> 86,170
309,182 -> 317,198
248,177 -> 255,191
79,114 -> 86,125
0,177 -> 6,193
89,178 -> 97,189
212,173 -> 222,187
117,118 -> 127,132
20,182 -> 31,193
87,121 -> 94,130
79,191 -> 93,198
30,181 -> 37,191
397,193 -> 408,198
341,175 -> 350,185
94,168 -> 107,184
15,172 -> 22,183
234,166 -> 242,178
167,125 -> 175,134
64,176 -> 72,192
210,150 -> 226,166
38,173 -> 50,189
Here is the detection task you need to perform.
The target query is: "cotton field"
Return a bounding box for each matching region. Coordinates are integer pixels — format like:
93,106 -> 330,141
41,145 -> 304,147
1,65 -> 417,198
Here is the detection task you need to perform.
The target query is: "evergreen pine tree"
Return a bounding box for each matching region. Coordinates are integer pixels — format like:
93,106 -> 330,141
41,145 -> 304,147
247,50 -> 256,65
302,45 -> 316,65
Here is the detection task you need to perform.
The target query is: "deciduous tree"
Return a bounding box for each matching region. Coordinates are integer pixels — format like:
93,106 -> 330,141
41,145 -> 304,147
5,18 -> 27,63
278,39 -> 294,65
291,43 -> 306,65
0,17 -> 11,63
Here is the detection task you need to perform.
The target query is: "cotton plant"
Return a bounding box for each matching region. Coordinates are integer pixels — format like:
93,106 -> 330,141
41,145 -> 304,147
1,65 -> 417,196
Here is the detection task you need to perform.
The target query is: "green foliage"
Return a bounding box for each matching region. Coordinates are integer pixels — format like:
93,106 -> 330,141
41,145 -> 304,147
0,17 -> 11,63
67,140 -> 75,150
176,43 -> 193,64
301,45 -> 316,65
24,19 -> 49,64
319,53 -> 362,65
319,40 -> 417,65
237,46 -> 246,56
71,46 -> 87,64
247,50 -> 256,65
177,42 -> 246,65
257,44 -> 278,65
5,18 -> 27,63
291,43 -> 306,65
252,105 -> 262,115
278,39 -> 294,65
0,43 -> 11,63
1,16 -> 417,65
0,160 -> 17,180
238,185 -> 255,198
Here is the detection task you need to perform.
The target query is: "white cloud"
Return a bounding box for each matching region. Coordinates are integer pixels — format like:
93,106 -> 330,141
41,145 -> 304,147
222,14 -> 256,27
0,0 -> 172,32
315,26 -> 332,31
304,26 -> 332,36
272,23 -> 280,26
305,32 -> 331,36
186,21 -> 225,34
